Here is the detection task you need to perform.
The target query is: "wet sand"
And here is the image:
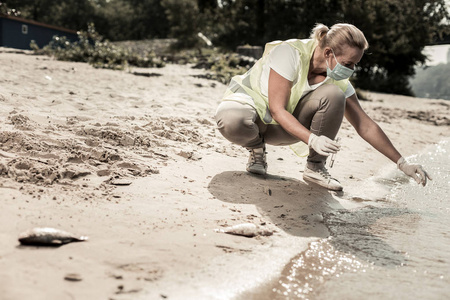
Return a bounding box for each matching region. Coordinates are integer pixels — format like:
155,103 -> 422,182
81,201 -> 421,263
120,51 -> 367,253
0,47 -> 448,299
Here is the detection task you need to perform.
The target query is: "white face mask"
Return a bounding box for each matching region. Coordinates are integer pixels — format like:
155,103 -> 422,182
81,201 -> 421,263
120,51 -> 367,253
326,49 -> 354,81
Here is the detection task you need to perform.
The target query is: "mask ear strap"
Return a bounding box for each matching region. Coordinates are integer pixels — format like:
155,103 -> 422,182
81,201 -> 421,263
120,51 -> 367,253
330,48 -> 337,60
325,48 -> 334,68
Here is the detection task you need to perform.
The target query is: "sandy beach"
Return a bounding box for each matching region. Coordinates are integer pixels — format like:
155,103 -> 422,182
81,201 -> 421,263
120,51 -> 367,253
0,47 -> 448,300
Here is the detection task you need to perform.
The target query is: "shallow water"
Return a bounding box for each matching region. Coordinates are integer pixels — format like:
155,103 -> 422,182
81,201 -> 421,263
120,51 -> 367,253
261,139 -> 450,300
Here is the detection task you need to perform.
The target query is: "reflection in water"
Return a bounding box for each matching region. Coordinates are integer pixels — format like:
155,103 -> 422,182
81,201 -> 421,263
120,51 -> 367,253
271,207 -> 410,299
272,239 -> 369,299
251,139 -> 450,300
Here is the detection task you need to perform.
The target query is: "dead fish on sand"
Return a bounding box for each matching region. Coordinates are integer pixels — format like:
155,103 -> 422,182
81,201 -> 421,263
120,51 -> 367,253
18,227 -> 88,246
216,223 -> 273,238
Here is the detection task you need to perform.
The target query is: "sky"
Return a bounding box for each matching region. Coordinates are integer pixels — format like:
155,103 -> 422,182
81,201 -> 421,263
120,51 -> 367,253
424,45 -> 450,65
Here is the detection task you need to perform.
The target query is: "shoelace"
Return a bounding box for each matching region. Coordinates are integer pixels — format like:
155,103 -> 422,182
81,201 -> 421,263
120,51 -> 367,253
316,167 -> 332,179
250,149 -> 266,165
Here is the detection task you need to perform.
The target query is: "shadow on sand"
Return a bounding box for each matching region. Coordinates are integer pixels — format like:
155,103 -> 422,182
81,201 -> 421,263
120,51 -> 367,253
208,171 -> 341,238
208,171 -> 411,268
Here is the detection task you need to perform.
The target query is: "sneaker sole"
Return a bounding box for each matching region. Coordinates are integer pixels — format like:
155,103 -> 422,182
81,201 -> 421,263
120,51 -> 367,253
303,175 -> 343,191
246,167 -> 267,175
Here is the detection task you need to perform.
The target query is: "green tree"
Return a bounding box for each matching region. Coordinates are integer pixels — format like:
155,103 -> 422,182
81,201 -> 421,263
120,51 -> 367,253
127,0 -> 169,40
198,0 -> 218,13
264,0 -> 342,43
0,1 -> 21,15
161,0 -> 202,48
2,0 -> 55,22
211,0 -> 342,50
52,0 -> 98,31
93,0 -> 136,41
2,0 -> 170,41
211,0 -> 262,48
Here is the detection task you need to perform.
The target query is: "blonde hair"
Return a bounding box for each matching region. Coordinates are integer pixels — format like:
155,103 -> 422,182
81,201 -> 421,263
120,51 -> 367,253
310,23 -> 369,54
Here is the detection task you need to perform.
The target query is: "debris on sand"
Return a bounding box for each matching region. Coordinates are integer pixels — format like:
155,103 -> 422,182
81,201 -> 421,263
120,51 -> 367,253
216,223 -> 274,238
18,227 -> 88,246
64,273 -> 83,282
110,178 -> 132,186
263,186 -> 272,196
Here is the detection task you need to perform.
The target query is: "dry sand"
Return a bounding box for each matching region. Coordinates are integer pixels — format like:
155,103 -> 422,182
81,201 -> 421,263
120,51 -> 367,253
0,47 -> 448,300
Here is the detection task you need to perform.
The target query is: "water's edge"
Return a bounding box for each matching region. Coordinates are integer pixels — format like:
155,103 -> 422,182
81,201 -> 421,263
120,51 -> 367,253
238,138 -> 450,300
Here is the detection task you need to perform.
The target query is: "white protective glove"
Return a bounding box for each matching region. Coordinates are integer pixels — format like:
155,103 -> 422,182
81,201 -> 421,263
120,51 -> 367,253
397,157 -> 432,186
308,133 -> 340,156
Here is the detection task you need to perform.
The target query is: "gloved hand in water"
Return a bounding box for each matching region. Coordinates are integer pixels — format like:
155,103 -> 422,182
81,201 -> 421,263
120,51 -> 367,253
308,133 -> 340,156
397,157 -> 432,186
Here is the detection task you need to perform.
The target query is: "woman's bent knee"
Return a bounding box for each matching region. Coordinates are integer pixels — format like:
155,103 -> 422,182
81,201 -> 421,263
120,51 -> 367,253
215,102 -> 255,131
319,84 -> 346,108
215,101 -> 260,146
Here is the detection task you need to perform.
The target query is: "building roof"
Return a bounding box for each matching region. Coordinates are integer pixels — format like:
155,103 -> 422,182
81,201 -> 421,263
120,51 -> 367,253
0,13 -> 78,35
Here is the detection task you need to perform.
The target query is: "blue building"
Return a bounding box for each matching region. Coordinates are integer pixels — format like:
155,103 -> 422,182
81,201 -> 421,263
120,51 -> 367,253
0,14 -> 78,50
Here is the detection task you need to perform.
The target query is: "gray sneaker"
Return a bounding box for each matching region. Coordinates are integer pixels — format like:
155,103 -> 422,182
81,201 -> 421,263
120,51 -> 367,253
246,147 -> 267,175
303,163 -> 342,191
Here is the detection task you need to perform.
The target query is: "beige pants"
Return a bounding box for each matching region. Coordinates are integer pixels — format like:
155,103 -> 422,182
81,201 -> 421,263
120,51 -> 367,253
214,84 -> 346,164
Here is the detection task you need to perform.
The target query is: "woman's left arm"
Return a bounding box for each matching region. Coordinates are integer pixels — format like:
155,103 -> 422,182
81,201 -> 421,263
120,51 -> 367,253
344,94 -> 401,163
344,94 -> 432,186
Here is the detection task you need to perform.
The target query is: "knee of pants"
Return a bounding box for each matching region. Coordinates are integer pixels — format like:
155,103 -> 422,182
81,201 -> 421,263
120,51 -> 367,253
318,84 -> 346,112
215,107 -> 259,143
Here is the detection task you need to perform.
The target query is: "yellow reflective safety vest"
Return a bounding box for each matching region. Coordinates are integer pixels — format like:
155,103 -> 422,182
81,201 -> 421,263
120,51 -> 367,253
221,38 -> 349,157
